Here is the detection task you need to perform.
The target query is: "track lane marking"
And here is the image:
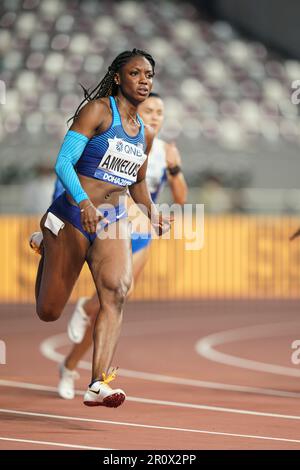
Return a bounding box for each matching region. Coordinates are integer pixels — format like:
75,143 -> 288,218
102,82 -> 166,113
1,408 -> 300,445
1,379 -> 300,421
0,436 -> 112,450
196,320 -> 300,377
40,333 -> 300,399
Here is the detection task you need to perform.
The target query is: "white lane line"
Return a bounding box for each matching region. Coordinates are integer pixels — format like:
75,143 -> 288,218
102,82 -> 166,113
196,320 -> 300,377
40,333 -> 300,399
1,379 -> 300,421
1,408 -> 300,445
0,436 -> 111,450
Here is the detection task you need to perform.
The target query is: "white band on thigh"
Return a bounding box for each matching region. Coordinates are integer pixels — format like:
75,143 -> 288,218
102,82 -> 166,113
45,212 -> 65,236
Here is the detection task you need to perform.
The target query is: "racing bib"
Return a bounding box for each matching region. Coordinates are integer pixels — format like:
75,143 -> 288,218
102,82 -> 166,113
94,137 -> 147,187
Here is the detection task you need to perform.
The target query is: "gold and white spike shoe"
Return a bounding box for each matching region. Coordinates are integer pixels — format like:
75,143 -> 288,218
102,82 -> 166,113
83,368 -> 126,408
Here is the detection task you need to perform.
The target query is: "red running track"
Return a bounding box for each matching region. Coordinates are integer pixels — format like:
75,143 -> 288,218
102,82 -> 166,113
1,299 -> 300,450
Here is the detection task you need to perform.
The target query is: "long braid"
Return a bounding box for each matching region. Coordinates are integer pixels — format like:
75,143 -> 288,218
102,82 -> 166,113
70,48 -> 155,123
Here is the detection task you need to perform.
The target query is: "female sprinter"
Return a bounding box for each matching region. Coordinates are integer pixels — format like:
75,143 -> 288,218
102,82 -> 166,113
34,49 -> 172,408
55,92 -> 188,399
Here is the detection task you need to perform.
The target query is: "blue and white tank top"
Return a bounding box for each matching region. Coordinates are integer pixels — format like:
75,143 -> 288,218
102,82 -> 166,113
75,96 -> 147,187
146,137 -> 168,202
53,136 -> 168,203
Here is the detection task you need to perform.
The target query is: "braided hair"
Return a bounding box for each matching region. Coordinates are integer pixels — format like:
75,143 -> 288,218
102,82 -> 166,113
70,48 -> 155,122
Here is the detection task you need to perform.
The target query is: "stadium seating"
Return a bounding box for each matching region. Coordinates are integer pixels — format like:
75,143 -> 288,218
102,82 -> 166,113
1,0 -> 300,212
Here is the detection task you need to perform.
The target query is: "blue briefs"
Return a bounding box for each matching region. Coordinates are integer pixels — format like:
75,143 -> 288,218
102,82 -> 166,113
131,233 -> 152,254
47,191 -> 127,244
47,191 -> 152,253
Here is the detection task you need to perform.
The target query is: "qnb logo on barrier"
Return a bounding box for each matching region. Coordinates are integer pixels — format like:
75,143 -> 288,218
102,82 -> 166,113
291,340 -> 300,365
0,80 -> 6,105
0,340 -> 6,364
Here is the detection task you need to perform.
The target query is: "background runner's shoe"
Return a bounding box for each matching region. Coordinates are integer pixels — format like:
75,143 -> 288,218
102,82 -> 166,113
29,231 -> 43,255
68,297 -> 90,344
58,363 -> 80,400
83,370 -> 125,408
